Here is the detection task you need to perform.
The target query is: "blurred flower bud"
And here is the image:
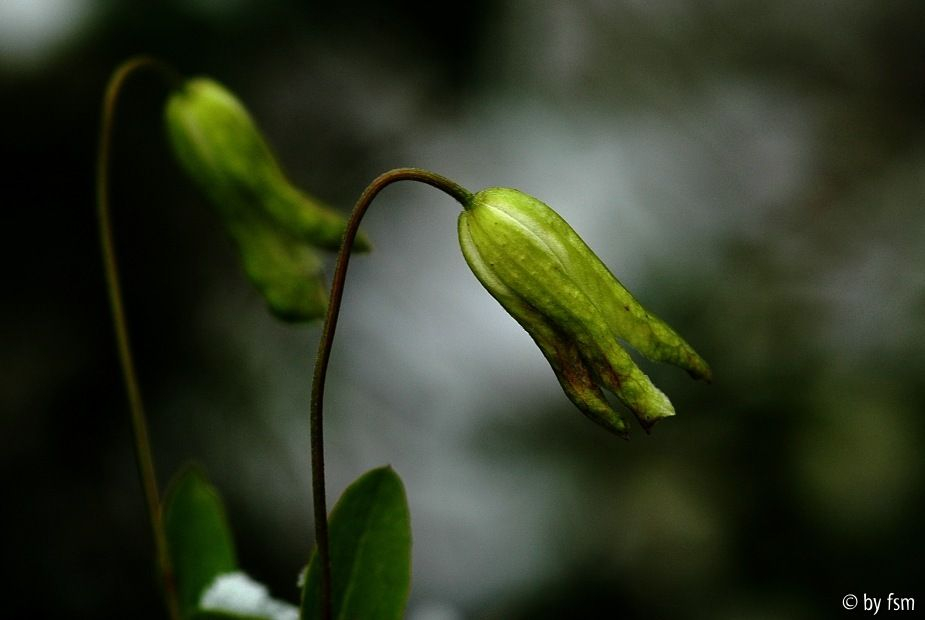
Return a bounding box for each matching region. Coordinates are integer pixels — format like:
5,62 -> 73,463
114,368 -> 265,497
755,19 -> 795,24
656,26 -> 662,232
458,187 -> 710,436
164,77 -> 369,321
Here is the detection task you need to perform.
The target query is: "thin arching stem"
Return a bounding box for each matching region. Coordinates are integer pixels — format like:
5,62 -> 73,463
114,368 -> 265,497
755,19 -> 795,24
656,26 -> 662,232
97,55 -> 182,620
310,168 -> 472,619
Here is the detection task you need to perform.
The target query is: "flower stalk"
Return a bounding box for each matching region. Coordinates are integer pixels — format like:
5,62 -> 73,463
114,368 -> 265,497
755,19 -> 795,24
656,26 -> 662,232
309,170 -> 710,618
99,53 -> 710,620
310,168 -> 472,620
96,55 -> 182,620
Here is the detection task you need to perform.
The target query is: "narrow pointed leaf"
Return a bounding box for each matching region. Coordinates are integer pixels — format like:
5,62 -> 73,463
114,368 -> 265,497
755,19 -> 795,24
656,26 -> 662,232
300,466 -> 411,620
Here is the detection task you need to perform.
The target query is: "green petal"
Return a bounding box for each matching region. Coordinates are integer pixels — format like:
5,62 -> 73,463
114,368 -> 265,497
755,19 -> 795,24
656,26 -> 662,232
164,77 -> 369,322
474,188 -> 711,382
462,190 -> 685,432
460,213 -> 628,436
230,217 -> 328,322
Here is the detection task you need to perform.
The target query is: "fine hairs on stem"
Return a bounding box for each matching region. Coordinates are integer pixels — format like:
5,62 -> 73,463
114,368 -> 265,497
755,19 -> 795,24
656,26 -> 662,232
96,56 -> 183,620
310,168 -> 472,619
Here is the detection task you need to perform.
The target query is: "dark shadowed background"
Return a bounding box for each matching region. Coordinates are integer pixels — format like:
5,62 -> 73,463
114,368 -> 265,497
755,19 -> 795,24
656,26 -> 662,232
3,1 -> 924,618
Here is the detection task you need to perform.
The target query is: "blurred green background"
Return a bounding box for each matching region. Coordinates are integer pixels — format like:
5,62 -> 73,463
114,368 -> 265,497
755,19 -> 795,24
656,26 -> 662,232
3,1 -> 924,618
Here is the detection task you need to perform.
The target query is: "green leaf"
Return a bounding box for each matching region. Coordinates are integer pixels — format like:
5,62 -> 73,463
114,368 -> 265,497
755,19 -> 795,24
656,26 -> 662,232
164,464 -> 238,619
300,466 -> 412,620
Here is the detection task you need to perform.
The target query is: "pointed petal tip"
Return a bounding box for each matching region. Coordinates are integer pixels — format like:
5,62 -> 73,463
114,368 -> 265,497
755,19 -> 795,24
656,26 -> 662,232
696,364 -> 714,384
576,402 -> 630,439
638,417 -> 657,435
597,417 -> 631,440
633,397 -> 676,435
685,354 -> 713,383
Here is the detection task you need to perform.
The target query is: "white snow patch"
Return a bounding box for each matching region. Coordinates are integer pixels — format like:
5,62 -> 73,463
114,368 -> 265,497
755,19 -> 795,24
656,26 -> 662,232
200,571 -> 299,620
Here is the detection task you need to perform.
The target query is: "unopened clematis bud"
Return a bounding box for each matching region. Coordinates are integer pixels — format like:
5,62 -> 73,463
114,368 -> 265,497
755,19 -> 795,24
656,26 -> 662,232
458,187 -> 711,436
164,77 -> 369,321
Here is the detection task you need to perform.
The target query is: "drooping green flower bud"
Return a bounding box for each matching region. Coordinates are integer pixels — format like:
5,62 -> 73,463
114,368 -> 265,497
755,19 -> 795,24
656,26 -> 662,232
458,187 -> 711,436
164,77 -> 370,321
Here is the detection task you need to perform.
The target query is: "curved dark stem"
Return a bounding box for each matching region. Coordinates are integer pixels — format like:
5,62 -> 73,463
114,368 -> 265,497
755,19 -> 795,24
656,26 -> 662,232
311,168 -> 472,619
97,55 -> 182,620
